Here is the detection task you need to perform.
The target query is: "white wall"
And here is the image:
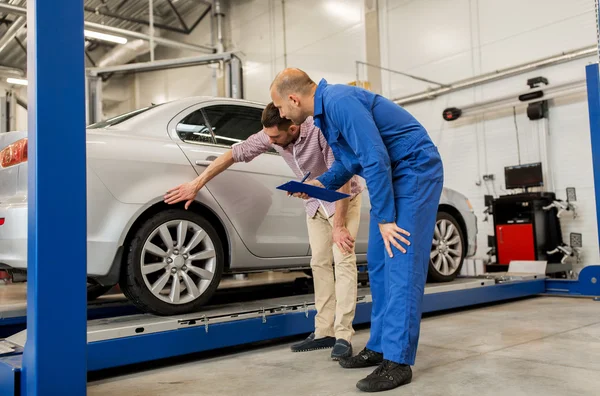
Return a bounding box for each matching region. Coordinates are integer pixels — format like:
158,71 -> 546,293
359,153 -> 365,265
230,0 -> 366,103
130,0 -> 366,108
380,0 -> 599,270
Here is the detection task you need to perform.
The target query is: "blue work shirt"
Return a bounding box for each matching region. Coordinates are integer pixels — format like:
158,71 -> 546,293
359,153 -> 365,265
313,78 -> 433,224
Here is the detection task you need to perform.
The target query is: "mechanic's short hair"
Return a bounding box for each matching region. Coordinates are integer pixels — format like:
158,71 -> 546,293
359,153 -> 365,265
261,102 -> 293,131
271,68 -> 316,97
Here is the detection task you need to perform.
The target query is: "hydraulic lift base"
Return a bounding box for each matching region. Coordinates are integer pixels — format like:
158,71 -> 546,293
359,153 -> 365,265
0,274 -> 551,394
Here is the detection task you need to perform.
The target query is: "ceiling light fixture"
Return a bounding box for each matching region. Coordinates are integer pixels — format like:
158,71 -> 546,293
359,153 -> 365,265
6,78 -> 28,86
84,30 -> 128,45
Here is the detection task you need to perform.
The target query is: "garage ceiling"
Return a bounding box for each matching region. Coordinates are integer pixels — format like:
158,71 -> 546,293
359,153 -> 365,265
0,0 -> 212,72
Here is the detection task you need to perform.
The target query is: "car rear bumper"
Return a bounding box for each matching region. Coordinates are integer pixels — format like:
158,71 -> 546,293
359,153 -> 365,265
0,198 -> 27,269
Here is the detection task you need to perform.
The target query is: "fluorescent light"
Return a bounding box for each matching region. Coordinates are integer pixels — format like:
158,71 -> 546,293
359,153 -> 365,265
84,30 -> 128,45
6,78 -> 28,86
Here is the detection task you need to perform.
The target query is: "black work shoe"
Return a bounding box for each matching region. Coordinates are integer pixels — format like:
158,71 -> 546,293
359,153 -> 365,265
331,339 -> 352,360
338,347 -> 383,368
290,333 -> 336,352
356,360 -> 412,392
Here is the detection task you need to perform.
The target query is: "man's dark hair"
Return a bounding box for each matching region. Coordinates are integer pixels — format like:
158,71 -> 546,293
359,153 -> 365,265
261,102 -> 293,131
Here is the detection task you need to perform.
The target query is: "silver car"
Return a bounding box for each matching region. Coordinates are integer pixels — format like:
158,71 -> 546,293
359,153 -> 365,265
0,97 -> 477,315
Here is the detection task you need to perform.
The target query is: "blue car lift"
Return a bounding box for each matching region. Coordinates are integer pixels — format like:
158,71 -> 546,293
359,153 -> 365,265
0,296 -> 139,339
1,1 -> 600,395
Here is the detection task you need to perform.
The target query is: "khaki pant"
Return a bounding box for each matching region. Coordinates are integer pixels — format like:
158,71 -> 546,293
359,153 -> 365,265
306,193 -> 362,342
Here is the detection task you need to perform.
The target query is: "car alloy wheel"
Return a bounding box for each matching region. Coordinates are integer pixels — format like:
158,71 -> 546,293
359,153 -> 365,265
121,209 -> 224,316
428,211 -> 465,282
141,220 -> 217,305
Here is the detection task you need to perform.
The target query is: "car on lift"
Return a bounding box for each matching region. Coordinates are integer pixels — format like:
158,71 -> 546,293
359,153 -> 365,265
0,97 -> 477,316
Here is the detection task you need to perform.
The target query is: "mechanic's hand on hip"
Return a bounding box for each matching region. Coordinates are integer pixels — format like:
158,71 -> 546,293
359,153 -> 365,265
378,222 -> 411,258
289,179 -> 324,200
333,226 -> 355,254
164,180 -> 202,210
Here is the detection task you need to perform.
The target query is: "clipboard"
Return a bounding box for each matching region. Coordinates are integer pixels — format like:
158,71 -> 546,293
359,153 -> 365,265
276,180 -> 350,203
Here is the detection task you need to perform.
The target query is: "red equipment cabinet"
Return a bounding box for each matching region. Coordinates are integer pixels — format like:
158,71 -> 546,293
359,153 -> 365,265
495,224 -> 536,265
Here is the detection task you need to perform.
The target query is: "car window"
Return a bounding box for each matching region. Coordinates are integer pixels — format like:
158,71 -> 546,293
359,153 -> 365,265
175,109 -> 216,144
88,104 -> 161,129
203,104 -> 264,147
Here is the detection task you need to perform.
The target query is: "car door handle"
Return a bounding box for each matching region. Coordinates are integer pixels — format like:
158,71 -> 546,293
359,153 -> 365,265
195,156 -> 217,166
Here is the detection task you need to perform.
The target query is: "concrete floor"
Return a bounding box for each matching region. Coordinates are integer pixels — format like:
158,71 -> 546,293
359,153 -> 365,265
87,296 -> 600,396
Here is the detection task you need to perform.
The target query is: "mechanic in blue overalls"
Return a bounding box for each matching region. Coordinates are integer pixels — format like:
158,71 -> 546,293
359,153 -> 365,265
270,68 -> 444,393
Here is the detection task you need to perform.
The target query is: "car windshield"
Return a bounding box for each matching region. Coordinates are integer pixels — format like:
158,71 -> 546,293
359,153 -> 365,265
87,104 -> 162,129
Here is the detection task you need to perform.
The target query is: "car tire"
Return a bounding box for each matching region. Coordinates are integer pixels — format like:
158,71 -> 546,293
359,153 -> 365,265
87,283 -> 113,301
120,209 -> 224,316
428,211 -> 465,283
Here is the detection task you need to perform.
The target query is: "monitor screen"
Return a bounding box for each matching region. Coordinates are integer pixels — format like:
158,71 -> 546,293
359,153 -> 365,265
504,162 -> 543,190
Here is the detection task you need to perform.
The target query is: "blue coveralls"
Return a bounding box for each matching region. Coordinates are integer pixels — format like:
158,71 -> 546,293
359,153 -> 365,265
314,79 -> 444,365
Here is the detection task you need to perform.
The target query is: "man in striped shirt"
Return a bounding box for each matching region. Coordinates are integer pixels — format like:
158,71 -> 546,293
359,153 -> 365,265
165,102 -> 364,360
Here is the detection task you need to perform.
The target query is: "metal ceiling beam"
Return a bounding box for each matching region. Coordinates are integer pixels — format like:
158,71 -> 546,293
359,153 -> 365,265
83,6 -> 189,35
86,51 -> 235,75
0,3 -> 22,15
165,0 -> 189,31
0,3 -> 216,53
84,50 -> 97,67
189,5 -> 212,32
114,0 -> 128,13
85,20 -> 215,53
0,16 -> 25,55
15,36 -> 27,54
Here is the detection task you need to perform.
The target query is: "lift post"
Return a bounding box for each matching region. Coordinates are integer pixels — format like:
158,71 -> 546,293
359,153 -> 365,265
586,63 -> 600,249
16,0 -> 87,395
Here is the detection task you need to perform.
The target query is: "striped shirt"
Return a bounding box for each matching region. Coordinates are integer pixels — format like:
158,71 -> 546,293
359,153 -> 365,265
231,116 -> 363,218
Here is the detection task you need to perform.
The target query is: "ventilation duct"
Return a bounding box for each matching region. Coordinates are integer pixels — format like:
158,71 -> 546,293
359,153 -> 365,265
0,66 -> 25,79
92,27 -> 161,118
96,26 -> 160,69
96,38 -> 157,68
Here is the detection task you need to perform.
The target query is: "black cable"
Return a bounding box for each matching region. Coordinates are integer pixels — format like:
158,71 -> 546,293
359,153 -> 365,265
513,106 -> 521,165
